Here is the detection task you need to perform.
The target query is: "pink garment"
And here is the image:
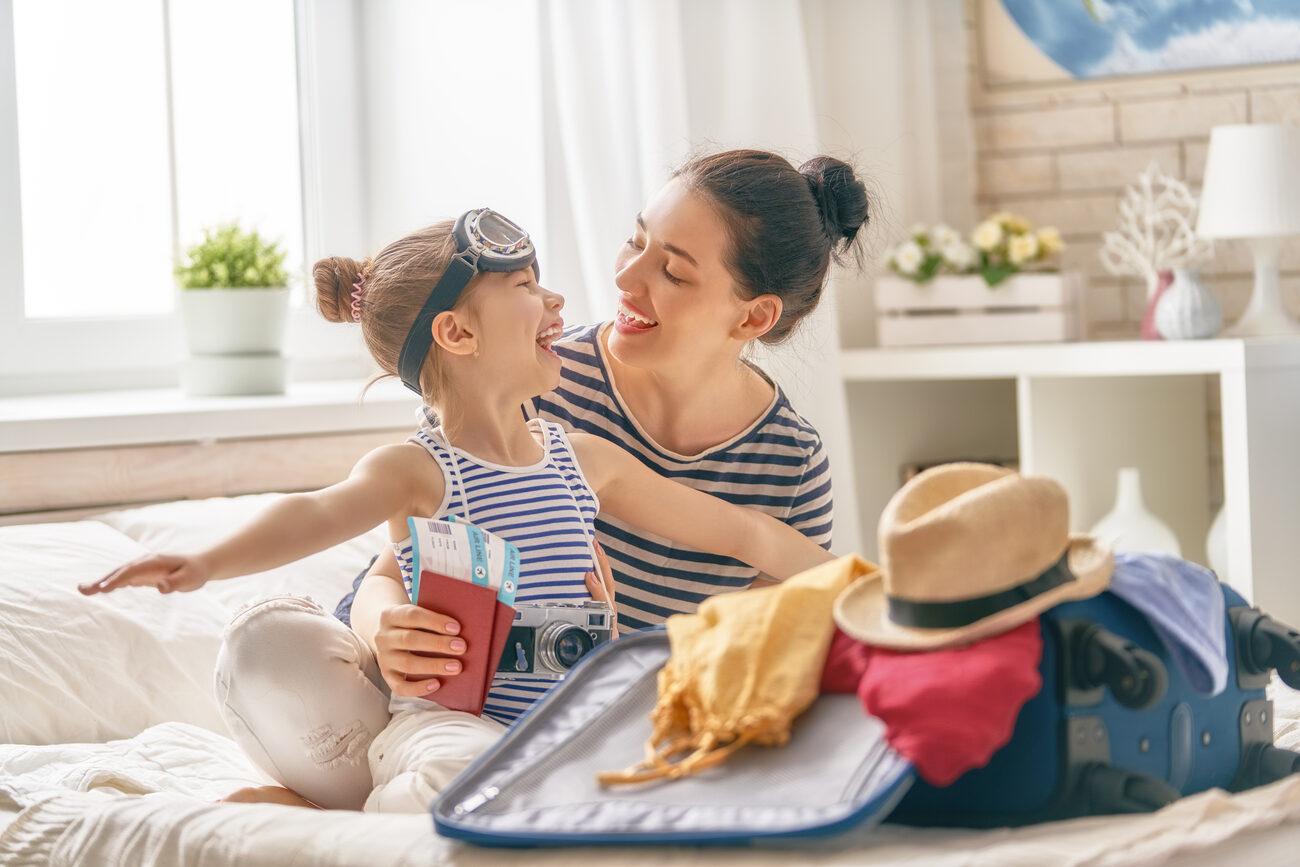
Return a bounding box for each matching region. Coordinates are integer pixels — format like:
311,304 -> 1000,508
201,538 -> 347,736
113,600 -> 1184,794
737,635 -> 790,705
820,620 -> 1044,786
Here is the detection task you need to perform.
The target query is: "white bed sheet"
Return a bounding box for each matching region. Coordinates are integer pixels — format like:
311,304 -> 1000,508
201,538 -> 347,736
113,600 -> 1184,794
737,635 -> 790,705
3,494 -> 1300,866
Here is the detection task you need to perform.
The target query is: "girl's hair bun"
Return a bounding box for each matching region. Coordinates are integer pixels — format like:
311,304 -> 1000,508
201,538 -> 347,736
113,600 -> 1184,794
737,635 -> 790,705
313,256 -> 367,324
799,156 -> 869,247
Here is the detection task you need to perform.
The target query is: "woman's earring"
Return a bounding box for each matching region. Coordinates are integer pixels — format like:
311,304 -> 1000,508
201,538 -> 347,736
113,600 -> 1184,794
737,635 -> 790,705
473,348 -> 480,358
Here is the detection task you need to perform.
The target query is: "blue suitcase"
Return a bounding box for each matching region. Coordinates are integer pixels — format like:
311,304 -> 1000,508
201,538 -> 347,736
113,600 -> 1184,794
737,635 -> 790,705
890,584 -> 1300,826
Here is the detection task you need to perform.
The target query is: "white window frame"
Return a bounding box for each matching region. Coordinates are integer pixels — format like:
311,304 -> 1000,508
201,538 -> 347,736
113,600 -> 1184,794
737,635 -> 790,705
0,0 -> 370,397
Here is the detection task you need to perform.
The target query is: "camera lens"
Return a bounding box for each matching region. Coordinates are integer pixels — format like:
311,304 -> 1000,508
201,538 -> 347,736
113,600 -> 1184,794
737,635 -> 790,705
537,623 -> 595,673
555,631 -> 589,668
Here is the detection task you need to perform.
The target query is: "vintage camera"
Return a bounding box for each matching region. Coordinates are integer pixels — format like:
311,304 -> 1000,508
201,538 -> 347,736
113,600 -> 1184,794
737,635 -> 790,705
495,601 -> 614,681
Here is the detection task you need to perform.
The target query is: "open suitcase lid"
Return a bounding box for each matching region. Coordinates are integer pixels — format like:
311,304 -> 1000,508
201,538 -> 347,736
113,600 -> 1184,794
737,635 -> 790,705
432,627 -> 915,847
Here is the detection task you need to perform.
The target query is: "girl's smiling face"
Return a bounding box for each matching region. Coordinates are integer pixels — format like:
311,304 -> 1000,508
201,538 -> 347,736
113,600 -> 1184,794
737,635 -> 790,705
609,178 -> 759,370
464,267 -> 565,398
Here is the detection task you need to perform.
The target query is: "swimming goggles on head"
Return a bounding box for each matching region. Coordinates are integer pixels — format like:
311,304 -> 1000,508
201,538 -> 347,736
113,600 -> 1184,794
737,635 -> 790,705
397,208 -> 538,394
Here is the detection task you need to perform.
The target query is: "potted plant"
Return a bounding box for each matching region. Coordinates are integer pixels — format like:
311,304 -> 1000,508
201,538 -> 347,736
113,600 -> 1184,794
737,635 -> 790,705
175,223 -> 292,396
876,213 -> 1080,347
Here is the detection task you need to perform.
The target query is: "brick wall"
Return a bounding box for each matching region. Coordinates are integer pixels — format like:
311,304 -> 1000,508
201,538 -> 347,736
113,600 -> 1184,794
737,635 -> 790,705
965,5 -> 1300,340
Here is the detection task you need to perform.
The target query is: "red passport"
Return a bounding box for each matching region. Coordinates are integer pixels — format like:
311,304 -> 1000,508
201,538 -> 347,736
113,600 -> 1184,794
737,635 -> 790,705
412,569 -> 516,716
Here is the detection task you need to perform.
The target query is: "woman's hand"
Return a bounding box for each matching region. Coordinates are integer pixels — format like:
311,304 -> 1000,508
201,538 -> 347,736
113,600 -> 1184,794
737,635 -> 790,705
583,540 -> 619,639
79,553 -> 212,595
373,603 -> 469,698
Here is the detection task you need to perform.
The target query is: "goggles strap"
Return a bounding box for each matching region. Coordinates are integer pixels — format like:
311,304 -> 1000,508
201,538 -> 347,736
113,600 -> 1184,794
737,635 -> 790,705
397,252 -> 478,394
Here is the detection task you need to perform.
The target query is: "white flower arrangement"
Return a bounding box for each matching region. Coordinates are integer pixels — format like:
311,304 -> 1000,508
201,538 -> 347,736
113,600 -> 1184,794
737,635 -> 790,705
885,212 -> 1064,286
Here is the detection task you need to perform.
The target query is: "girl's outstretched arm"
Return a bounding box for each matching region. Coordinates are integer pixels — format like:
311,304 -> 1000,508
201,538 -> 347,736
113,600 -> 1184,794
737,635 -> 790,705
80,443 -> 439,595
569,433 -> 836,581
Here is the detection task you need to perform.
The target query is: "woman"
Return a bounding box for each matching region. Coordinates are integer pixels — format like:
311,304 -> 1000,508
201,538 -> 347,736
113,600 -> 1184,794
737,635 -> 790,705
223,148 -> 871,808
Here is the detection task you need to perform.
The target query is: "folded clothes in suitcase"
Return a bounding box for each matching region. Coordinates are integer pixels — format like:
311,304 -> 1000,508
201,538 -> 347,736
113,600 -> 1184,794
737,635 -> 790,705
890,583 -> 1300,827
431,628 -> 916,847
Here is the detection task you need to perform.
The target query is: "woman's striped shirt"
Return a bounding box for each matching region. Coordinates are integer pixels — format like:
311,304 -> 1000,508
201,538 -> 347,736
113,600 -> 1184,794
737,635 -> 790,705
398,418 -> 599,725
525,323 -> 834,631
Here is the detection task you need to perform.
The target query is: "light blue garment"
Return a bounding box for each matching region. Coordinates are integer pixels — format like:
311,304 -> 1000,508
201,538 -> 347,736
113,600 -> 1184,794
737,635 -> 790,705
1109,552 -> 1228,696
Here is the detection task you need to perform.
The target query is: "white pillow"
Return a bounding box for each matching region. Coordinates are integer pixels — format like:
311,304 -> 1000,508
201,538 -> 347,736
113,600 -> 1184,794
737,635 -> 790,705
0,497 -> 391,746
0,522 -> 230,745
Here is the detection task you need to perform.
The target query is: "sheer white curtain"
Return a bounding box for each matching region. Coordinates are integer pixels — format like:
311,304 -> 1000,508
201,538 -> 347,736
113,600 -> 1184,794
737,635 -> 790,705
540,0 -> 864,553
537,0 -> 691,326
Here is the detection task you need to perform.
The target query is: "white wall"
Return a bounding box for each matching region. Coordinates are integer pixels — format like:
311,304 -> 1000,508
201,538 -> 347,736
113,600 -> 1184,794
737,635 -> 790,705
802,0 -> 976,349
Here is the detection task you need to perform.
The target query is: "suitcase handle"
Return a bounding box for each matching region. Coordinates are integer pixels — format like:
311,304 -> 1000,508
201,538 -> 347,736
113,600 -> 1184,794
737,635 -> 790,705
1075,624 -> 1168,710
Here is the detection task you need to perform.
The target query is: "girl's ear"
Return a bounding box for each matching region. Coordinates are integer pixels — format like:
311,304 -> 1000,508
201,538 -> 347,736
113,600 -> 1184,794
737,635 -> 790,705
732,294 -> 783,342
431,310 -> 478,357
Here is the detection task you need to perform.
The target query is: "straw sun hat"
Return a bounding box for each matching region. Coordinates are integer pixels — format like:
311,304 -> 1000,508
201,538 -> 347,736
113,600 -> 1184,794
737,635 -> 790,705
834,462 -> 1113,650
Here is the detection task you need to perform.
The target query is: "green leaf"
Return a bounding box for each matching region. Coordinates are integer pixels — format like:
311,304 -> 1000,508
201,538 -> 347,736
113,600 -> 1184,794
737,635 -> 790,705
917,254 -> 943,282
981,263 -> 1017,286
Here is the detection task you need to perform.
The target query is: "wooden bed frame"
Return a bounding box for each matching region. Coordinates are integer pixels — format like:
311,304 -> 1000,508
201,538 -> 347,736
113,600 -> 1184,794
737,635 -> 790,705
0,429 -> 408,526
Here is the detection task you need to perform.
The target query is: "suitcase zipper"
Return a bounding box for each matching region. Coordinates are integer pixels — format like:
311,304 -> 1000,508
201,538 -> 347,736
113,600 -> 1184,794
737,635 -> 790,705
454,786 -> 500,815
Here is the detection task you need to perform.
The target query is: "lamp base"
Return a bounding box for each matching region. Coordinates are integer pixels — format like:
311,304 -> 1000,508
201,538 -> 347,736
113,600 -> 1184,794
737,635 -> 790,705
1218,237 -> 1300,339
1219,308 -> 1300,338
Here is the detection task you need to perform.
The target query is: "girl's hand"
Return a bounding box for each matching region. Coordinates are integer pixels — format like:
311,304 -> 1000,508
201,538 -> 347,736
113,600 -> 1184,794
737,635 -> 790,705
583,540 -> 619,639
373,603 -> 469,698
79,554 -> 212,595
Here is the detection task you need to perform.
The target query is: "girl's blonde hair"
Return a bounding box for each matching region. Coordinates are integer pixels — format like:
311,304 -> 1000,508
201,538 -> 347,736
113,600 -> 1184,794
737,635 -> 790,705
314,221 -> 463,405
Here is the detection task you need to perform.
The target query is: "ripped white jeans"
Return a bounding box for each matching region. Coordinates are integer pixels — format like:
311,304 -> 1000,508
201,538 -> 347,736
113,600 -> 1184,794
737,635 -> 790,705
213,595 -> 505,812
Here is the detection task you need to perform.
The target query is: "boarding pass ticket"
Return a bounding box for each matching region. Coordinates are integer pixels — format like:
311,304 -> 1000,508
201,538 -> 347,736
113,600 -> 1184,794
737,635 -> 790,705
406,516 -> 521,605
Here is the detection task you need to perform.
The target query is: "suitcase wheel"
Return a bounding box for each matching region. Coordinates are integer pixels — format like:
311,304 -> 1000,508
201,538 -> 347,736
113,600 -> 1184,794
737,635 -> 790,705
1076,624 -> 1168,710
1079,762 -> 1180,814
1243,744 -> 1300,787
1236,610 -> 1300,690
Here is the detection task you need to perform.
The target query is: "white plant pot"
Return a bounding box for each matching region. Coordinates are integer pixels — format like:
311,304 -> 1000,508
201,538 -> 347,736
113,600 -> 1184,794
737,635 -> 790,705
178,287 -> 291,396
180,287 -> 290,354
874,272 -> 1084,347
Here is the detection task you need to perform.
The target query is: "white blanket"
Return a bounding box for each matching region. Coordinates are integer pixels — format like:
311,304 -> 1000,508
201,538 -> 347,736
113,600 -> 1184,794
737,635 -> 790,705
3,495 -> 1300,866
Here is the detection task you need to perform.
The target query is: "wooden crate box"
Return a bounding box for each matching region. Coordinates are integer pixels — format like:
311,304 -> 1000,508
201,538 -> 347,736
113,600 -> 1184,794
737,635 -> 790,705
875,272 -> 1085,347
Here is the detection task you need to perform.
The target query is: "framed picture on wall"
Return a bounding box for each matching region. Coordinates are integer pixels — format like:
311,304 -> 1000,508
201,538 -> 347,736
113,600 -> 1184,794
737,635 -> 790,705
975,0 -> 1300,90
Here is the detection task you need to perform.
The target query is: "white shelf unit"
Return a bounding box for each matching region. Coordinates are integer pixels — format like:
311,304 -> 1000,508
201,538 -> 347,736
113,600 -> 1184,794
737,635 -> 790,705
840,338 -> 1300,626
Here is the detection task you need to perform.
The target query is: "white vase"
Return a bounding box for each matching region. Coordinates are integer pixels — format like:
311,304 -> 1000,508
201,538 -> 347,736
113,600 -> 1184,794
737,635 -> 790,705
1154,268 -> 1223,340
1088,467 -> 1182,557
1206,503 -> 1228,580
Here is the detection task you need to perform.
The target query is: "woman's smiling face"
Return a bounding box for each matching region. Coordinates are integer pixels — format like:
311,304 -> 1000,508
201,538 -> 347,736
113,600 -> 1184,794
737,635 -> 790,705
609,178 -> 755,369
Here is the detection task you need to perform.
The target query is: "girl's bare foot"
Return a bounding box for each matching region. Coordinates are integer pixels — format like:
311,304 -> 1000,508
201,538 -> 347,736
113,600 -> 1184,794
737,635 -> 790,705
220,785 -> 322,809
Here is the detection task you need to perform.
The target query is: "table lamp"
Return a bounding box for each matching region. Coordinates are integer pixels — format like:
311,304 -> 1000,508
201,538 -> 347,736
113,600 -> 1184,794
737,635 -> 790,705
1196,123 -> 1300,337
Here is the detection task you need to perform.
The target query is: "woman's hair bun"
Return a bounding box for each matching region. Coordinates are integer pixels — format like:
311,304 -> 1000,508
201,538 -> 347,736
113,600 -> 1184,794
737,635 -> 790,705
313,256 -> 366,324
799,156 -> 869,246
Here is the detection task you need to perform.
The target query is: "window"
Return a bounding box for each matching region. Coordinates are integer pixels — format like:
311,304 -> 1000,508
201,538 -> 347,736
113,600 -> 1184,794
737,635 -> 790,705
0,0 -> 362,394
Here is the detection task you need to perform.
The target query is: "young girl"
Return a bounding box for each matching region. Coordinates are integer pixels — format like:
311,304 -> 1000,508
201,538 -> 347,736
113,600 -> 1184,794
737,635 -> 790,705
80,209 -> 836,811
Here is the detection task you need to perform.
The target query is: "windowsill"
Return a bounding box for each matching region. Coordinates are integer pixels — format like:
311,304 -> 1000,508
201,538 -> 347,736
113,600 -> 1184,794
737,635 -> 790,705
0,378 -> 423,453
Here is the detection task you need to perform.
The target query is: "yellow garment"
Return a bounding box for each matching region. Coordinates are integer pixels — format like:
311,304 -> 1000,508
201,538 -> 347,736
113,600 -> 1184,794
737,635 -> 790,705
598,554 -> 879,786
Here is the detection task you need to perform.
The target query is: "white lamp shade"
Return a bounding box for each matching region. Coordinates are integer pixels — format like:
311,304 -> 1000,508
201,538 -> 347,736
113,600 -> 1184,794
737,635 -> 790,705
1196,124 -> 1300,239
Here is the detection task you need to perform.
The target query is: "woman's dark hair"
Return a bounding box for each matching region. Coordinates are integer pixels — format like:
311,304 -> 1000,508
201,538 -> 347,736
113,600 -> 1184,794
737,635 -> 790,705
674,149 -> 869,344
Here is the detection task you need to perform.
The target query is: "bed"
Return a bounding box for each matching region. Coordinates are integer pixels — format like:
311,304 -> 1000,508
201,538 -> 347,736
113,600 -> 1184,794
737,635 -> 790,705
4,493 -> 1300,866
